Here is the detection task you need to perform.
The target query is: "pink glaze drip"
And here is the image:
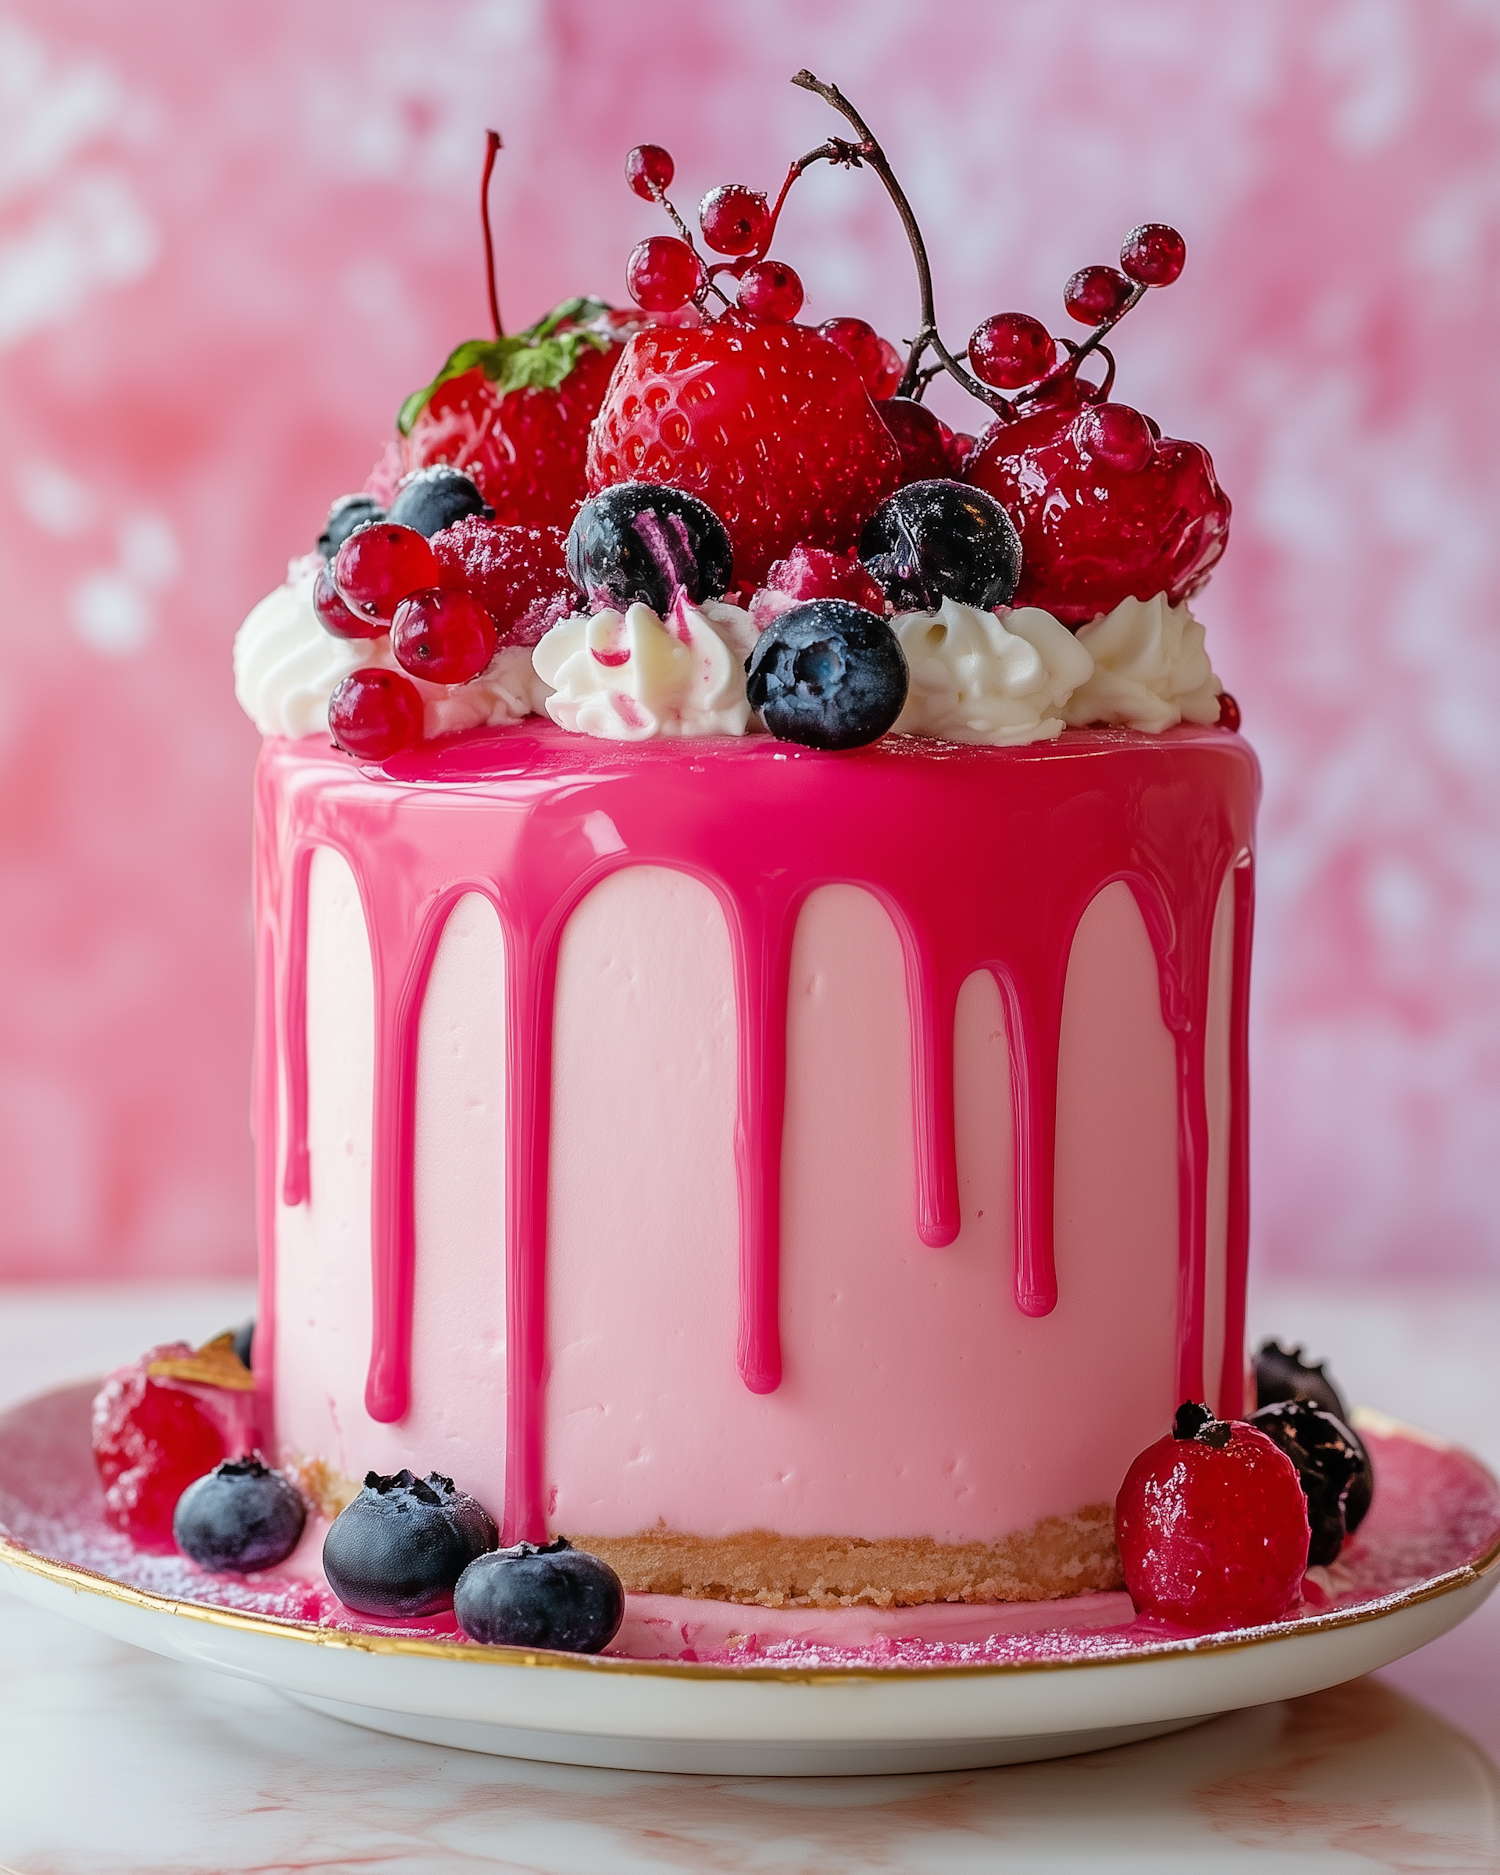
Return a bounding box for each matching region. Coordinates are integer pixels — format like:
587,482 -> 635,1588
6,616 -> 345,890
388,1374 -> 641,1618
254,723 -> 1258,1544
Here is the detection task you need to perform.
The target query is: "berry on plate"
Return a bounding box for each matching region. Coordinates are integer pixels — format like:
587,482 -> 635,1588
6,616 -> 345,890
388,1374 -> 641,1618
91,1344 -> 236,1551
1250,1400 -> 1373,1566
173,1454 -> 307,1574
386,465 -> 492,538
587,316 -> 901,591
400,298 -> 624,533
860,480 -> 1021,615
454,1538 -> 624,1654
565,483 -> 734,615
745,598 -> 908,751
322,1468 -> 498,1619
431,517 -> 573,645
1115,1401 -> 1311,1629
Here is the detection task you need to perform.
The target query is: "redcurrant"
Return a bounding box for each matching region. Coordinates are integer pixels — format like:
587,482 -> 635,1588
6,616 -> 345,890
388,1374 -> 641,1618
699,183 -> 770,256
1218,692 -> 1241,732
334,524 -> 439,622
1120,223 -> 1186,288
1063,265 -> 1136,325
1073,402 -> 1155,473
968,312 -> 1056,390
391,588 -> 499,685
625,144 -> 674,202
328,668 -> 426,760
313,561 -> 384,639
737,259 -> 803,322
625,235 -> 704,313
818,317 -> 899,397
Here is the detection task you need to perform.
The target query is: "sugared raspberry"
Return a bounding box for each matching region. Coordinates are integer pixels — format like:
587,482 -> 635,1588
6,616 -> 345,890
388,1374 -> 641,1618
430,517 -> 573,645
92,1346 -> 230,1552
1115,1403 -> 1311,1630
750,543 -> 887,628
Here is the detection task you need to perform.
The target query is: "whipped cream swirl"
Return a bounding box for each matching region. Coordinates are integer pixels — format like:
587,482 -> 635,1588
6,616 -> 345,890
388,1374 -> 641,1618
533,597 -> 758,739
891,598 -> 1095,746
1061,593 -> 1222,733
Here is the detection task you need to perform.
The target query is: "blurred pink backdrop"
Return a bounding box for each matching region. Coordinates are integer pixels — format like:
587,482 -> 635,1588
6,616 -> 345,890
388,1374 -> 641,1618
1,0 -> 1497,1282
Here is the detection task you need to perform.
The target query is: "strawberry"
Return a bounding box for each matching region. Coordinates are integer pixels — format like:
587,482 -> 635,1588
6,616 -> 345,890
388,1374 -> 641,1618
431,516 -> 574,645
400,298 -> 625,533
964,393 -> 1231,628
586,313 -> 902,592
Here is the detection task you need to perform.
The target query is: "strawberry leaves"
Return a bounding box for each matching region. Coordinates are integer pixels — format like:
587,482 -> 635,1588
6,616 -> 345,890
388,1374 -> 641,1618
397,297 -> 614,436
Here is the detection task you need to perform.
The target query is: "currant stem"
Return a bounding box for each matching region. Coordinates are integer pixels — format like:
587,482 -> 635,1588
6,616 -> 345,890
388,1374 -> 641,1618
1013,286 -> 1141,410
646,181 -> 734,309
790,69 -> 1006,411
481,130 -> 504,338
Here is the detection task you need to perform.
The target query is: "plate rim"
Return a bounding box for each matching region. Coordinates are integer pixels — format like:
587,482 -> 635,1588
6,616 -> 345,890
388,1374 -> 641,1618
3,1394 -> 1497,1688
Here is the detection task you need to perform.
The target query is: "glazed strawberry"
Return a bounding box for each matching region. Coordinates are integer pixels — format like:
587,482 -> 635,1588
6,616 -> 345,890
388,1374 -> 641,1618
965,398 -> 1230,627
587,314 -> 901,590
431,516 -> 573,645
1115,1402 -> 1311,1630
401,299 -> 624,533
92,1345 -> 231,1551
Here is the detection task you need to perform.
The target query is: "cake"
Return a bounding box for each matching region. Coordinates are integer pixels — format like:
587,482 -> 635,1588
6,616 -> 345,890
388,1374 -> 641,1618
228,78 -> 1259,1615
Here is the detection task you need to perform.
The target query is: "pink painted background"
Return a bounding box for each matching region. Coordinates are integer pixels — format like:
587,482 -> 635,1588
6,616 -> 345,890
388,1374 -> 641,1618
0,0 -> 1496,1282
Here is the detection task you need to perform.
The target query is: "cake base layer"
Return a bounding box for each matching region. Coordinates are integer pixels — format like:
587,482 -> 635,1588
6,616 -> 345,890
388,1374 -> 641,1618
571,1508 -> 1122,1608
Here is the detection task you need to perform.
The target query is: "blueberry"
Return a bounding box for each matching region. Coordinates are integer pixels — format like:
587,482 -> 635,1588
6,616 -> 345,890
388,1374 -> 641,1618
454,1538 -> 624,1654
172,1454 -> 306,1573
744,599 -> 908,751
322,1468 -> 498,1619
1250,1400 -> 1374,1566
1253,1339 -> 1349,1419
229,1318 -> 254,1369
318,494 -> 385,560
386,466 -> 493,537
859,478 -> 1021,613
566,482 -> 734,614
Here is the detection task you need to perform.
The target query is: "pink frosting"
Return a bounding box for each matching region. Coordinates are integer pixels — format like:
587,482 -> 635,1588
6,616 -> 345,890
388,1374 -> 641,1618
254,722 -> 1258,1546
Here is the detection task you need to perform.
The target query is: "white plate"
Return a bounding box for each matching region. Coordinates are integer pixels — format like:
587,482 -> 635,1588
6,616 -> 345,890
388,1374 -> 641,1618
3,1386 -> 1497,1775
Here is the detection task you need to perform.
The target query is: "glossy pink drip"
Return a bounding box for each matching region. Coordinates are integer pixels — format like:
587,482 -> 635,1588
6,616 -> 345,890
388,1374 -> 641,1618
1218,854 -> 1256,1417
279,848 -> 313,1208
253,722 -> 1259,1545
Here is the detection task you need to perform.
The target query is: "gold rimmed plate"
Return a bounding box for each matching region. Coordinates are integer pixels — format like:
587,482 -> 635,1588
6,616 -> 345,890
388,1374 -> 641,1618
2,1384 -> 1497,1774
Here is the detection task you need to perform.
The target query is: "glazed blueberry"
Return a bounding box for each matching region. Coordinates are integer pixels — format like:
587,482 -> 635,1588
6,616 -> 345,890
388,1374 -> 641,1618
1253,1339 -> 1349,1420
318,493 -> 385,561
859,479 -> 1021,613
745,599 -> 908,751
566,482 -> 734,614
229,1319 -> 254,1370
1250,1400 -> 1374,1566
386,465 -> 493,538
454,1538 -> 625,1654
322,1468 -> 498,1618
172,1454 -> 306,1573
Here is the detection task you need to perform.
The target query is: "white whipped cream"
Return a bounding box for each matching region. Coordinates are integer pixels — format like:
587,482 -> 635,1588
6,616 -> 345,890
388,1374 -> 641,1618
233,557 -> 552,742
533,597 -> 758,740
233,556 -> 380,739
1061,593 -> 1222,733
891,598 -> 1095,746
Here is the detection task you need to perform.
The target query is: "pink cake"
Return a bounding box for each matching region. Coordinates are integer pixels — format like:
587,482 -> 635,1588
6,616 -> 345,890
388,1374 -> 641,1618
234,85 -> 1255,1611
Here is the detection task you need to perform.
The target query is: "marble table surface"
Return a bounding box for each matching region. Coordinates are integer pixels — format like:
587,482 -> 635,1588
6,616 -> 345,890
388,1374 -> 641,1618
1,1277 -> 1498,1874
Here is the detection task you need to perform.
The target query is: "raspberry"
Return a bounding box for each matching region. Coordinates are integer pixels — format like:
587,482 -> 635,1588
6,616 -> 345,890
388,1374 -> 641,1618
403,338 -> 619,534
1115,1403 -> 1310,1630
91,1347 -> 230,1552
587,317 -> 902,590
430,517 -> 573,645
965,397 -> 1230,626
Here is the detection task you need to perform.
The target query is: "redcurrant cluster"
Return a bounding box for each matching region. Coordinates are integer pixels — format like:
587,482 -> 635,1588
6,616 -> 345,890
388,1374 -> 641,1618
623,142 -> 810,323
